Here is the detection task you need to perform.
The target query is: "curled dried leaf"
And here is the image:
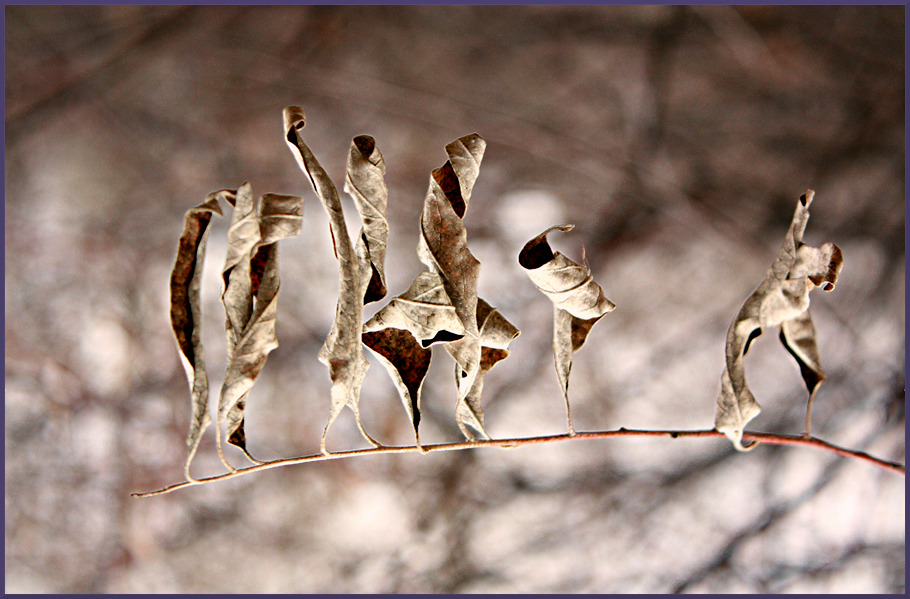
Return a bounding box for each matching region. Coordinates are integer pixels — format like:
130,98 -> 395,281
363,270 -> 465,443
364,133 -> 518,442
345,134 -> 389,305
445,299 -> 520,440
284,106 -> 387,451
416,135 -> 485,394
169,190 -> 225,481
519,224 -> 616,435
218,188 -> 303,465
715,189 -> 844,450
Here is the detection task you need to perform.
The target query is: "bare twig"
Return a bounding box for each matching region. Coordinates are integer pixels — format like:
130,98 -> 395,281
132,427 -> 904,497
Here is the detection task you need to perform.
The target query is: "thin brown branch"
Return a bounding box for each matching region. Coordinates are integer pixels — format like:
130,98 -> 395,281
131,427 -> 904,497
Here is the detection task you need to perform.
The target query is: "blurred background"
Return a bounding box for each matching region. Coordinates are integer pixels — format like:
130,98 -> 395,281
5,5 -> 904,593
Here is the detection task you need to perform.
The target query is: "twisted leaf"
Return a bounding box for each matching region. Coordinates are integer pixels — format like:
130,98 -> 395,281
364,133 -> 518,442
715,190 -> 844,450
218,187 -> 303,465
445,299 -> 520,439
283,106 -> 388,451
169,190 -> 224,481
417,135 -> 485,394
345,134 -> 389,305
519,224 -> 616,435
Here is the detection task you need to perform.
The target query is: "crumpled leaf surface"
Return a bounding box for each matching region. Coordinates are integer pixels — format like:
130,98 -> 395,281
363,134 -> 519,442
446,299 -> 520,439
344,134 -> 389,305
283,106 -> 389,450
169,191 -> 224,480
715,189 -> 844,450
218,185 -> 303,461
519,224 -> 616,434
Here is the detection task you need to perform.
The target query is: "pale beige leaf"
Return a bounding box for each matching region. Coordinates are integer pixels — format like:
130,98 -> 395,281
169,190 -> 225,480
364,270 -> 466,345
219,191 -> 303,460
715,190 -> 844,449
344,134 -> 389,304
221,183 -> 259,352
519,224 -> 616,434
446,299 -> 520,440
363,270 -> 465,443
283,106 -> 378,450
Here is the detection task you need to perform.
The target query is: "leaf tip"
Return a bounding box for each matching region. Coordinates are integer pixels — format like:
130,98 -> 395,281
800,189 -> 815,207
283,106 -> 306,135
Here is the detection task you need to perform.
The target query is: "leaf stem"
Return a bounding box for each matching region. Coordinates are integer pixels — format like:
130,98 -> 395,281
131,427 -> 904,498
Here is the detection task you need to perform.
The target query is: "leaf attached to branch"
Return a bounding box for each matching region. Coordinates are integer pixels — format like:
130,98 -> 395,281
218,186 -> 303,465
715,190 -> 844,450
283,106 -> 388,451
519,224 -> 616,435
445,299 -> 520,440
169,190 -> 224,480
363,133 -> 519,442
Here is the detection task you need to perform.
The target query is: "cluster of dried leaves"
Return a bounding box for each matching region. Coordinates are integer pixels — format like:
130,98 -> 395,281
170,106 -> 615,477
169,107 -> 843,481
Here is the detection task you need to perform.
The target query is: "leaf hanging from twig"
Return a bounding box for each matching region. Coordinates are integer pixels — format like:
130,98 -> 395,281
218,186 -> 303,465
169,190 -> 224,481
417,135 -> 485,394
715,190 -> 844,450
283,106 -> 388,452
519,224 -> 616,435
445,299 -> 520,439
363,133 -> 518,442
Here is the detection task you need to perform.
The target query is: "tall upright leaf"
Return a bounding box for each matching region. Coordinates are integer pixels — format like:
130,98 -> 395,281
715,190 -> 844,450
218,187 -> 303,465
169,190 -> 224,480
283,106 -> 389,452
363,134 -> 519,442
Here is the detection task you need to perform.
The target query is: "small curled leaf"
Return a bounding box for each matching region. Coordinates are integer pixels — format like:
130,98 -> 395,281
519,224 -> 616,435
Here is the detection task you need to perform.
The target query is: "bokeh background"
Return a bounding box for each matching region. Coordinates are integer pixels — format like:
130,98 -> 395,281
5,5 -> 905,593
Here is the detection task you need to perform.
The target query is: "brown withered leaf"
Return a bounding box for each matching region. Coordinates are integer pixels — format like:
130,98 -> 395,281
715,190 -> 844,450
218,188 -> 303,464
283,106 -> 387,451
364,133 -> 519,442
363,270 -> 466,443
169,190 -> 224,481
519,224 -> 616,435
416,135 -> 485,394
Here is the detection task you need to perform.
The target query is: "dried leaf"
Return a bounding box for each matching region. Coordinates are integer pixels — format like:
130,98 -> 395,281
364,133 -> 519,442
416,135 -> 485,394
519,224 -> 616,434
715,190 -> 844,450
445,299 -> 520,440
169,190 -> 224,480
344,134 -> 389,305
218,187 -> 303,464
283,106 -> 386,451
363,270 -> 465,442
